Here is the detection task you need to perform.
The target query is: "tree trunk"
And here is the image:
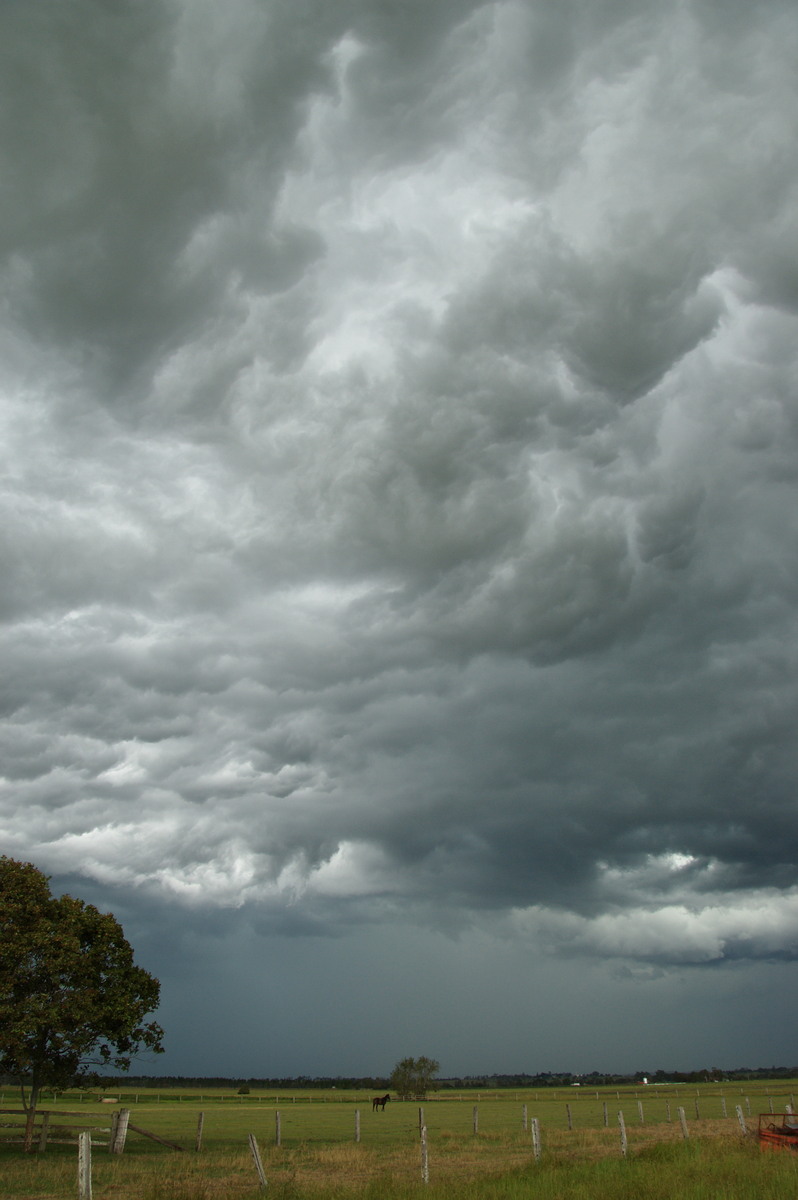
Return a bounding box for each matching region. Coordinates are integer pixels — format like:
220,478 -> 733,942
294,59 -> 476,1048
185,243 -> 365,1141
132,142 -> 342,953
22,1079 -> 41,1152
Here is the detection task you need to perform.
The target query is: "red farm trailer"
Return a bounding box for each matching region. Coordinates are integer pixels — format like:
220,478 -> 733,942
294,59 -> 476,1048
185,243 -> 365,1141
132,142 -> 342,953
758,1112 -> 798,1152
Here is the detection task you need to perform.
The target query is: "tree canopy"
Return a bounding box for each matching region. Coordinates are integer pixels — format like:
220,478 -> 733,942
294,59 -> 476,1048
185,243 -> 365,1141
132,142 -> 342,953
389,1055 -> 440,1100
0,856 -> 164,1123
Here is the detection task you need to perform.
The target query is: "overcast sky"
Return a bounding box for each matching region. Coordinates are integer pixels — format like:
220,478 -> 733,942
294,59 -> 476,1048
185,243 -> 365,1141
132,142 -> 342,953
2,0 -> 798,1080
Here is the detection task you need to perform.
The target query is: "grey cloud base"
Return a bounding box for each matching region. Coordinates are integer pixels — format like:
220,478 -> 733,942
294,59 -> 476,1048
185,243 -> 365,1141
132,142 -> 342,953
1,0 -> 798,1074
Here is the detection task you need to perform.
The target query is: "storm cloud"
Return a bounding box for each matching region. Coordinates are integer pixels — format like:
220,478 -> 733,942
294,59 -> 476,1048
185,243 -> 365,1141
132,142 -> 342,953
1,0 -> 797,1074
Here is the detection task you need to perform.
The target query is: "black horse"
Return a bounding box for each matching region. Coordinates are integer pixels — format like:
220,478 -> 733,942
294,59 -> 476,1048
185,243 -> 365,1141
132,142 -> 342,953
372,1094 -> 390,1111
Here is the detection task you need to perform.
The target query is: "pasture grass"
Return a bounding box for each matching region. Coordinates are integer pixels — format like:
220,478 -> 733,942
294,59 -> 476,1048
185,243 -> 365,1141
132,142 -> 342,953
0,1081 -> 796,1199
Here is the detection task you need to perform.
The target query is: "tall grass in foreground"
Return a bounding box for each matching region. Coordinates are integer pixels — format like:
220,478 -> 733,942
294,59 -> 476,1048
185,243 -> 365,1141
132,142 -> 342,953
118,1139 -> 798,1200
2,1136 -> 798,1200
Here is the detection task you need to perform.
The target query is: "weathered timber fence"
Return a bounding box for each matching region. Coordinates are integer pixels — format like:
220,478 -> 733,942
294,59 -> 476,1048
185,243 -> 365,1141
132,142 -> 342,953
126,1119 -> 184,1151
78,1129 -> 92,1200
420,1122 -> 429,1184
4,1088 -> 774,1187
11,1094 -> 778,1200
0,1107 -> 184,1155
248,1133 -> 268,1189
0,1109 -> 115,1152
531,1117 -> 541,1161
109,1109 -> 130,1154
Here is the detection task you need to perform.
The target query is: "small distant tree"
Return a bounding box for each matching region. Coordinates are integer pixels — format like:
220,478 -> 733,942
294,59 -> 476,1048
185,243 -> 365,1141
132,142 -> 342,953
389,1056 -> 440,1101
0,857 -> 164,1148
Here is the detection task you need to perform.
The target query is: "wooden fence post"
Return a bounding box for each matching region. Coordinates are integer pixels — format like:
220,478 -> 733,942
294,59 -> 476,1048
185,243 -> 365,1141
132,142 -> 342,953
472,1106 -> 478,1135
665,1100 -> 671,1122
420,1123 -> 429,1184
195,1112 -> 205,1153
531,1117 -> 541,1162
637,1100 -> 644,1124
418,1107 -> 425,1135
355,1110 -> 360,1143
522,1104 -> 528,1131
78,1129 -> 92,1200
275,1111 -> 281,1146
37,1111 -> 51,1153
678,1107 -> 689,1139
566,1103 -> 572,1130
248,1134 -> 267,1190
721,1097 -> 727,1118
618,1111 -> 627,1158
736,1105 -> 747,1135
603,1101 -> 608,1127
110,1109 -> 130,1155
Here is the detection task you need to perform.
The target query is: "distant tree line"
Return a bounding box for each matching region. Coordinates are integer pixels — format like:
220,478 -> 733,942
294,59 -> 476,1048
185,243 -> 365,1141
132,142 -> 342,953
437,1066 -> 798,1088
2,1074 -> 392,1090
11,1065 -> 796,1092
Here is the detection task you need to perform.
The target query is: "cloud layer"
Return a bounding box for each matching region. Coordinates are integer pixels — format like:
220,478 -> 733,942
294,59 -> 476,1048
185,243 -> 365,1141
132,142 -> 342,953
2,0 -> 798,1050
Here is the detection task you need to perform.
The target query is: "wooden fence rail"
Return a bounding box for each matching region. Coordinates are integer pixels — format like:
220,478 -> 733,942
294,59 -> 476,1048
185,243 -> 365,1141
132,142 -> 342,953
0,1107 -> 183,1155
0,1109 -> 113,1152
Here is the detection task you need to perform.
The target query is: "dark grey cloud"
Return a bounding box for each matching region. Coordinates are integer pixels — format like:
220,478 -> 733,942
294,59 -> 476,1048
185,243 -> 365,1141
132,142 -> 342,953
2,0 -> 798,1073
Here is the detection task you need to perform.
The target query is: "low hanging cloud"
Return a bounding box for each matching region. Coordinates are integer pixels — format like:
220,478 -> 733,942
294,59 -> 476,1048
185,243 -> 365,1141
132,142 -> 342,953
515,884 -> 798,965
1,0 -> 798,981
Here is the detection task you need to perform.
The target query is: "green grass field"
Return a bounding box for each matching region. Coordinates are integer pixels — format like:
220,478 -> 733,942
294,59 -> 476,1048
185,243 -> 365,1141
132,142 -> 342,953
0,1081 -> 796,1199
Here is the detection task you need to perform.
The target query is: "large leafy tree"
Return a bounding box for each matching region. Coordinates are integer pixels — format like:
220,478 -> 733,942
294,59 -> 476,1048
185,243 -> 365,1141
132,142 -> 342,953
389,1056 -> 440,1101
0,856 -> 164,1139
